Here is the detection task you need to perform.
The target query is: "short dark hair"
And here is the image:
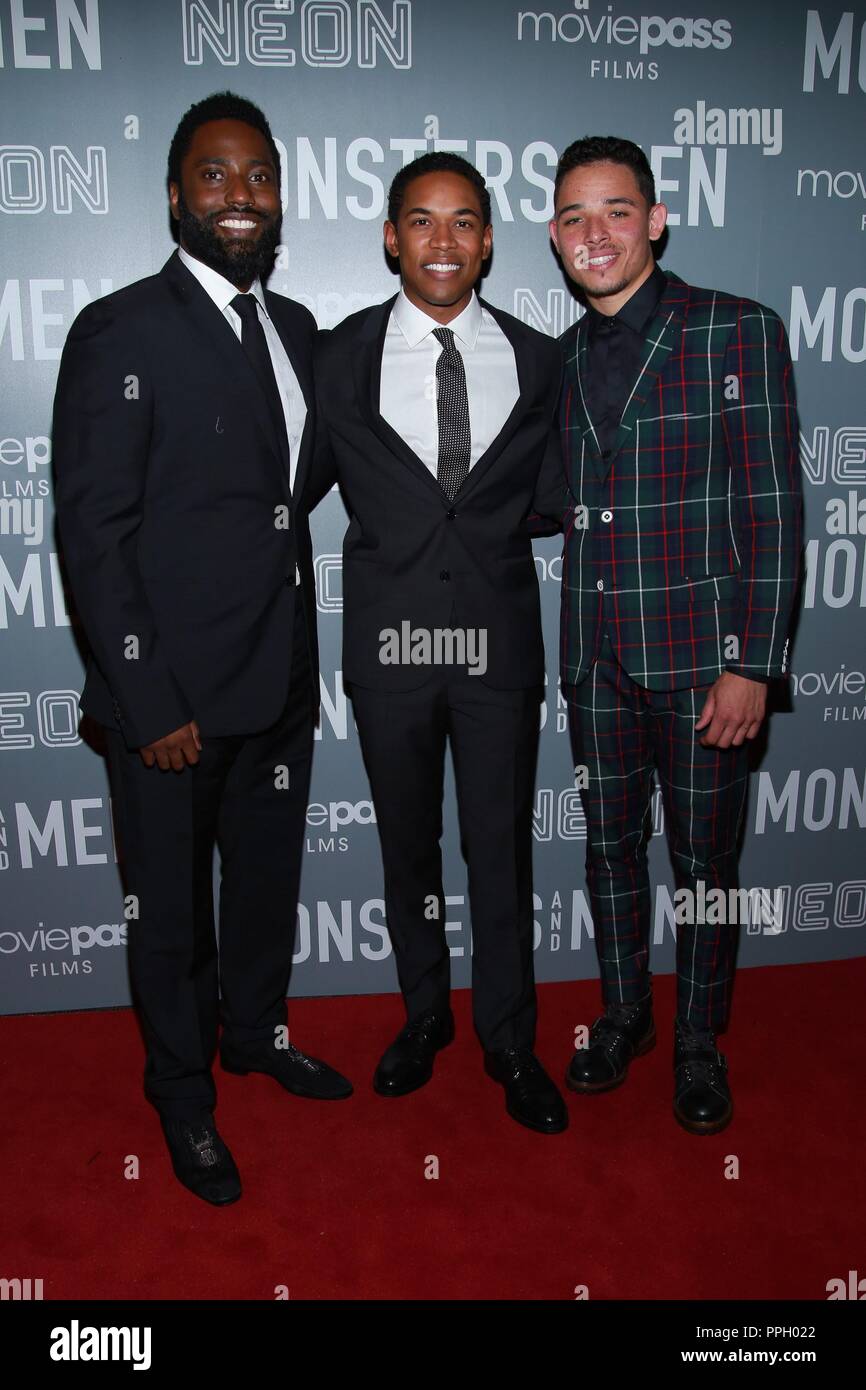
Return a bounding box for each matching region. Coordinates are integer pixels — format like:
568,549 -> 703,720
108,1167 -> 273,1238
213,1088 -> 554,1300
554,136 -> 656,208
387,152 -> 491,227
167,91 -> 280,192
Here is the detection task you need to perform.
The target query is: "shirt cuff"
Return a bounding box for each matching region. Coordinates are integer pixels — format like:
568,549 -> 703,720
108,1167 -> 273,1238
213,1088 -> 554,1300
724,667 -> 771,684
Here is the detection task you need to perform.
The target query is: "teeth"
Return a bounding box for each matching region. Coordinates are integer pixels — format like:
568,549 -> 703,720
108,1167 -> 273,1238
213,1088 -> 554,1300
589,254 -> 616,266
425,263 -> 460,271
221,219 -> 257,230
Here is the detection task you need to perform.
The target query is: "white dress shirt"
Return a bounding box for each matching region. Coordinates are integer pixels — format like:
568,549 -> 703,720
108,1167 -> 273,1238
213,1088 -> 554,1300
379,289 -> 520,476
178,246 -> 307,495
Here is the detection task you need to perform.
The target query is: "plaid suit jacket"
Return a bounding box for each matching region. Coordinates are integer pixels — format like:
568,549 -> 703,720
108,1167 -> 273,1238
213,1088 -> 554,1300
558,270 -> 802,691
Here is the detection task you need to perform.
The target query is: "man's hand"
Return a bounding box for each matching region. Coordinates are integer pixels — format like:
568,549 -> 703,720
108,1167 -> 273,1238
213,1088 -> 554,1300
695,672 -> 766,749
139,721 -> 202,770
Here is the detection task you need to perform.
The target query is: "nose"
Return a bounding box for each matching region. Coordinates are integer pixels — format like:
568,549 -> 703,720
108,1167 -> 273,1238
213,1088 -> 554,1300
583,218 -> 609,245
223,169 -> 255,207
429,219 -> 457,250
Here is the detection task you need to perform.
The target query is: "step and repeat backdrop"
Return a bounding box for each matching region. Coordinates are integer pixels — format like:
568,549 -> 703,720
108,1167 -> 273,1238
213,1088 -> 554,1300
1,0 -> 864,1014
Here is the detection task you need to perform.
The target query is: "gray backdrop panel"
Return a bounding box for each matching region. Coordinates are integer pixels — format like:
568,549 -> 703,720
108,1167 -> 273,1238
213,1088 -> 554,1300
1,0 -> 864,1013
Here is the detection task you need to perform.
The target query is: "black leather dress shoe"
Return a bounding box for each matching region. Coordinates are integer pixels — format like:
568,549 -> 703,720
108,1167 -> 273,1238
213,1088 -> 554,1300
373,1010 -> 455,1096
159,1113 -> 241,1206
221,1041 -> 353,1100
565,995 -> 655,1094
673,1018 -> 732,1135
484,1048 -> 569,1134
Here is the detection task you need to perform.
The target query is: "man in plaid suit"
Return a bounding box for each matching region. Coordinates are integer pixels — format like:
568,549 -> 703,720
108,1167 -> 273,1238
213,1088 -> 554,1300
548,137 -> 802,1134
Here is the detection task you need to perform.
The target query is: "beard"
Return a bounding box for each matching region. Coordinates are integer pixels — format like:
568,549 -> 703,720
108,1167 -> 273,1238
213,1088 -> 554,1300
176,193 -> 282,288
574,255 -> 629,300
584,276 -> 630,299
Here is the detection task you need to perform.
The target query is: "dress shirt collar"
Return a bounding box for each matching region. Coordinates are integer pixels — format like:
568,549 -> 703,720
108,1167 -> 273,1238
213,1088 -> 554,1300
585,261 -> 667,337
178,246 -> 269,319
392,287 -> 482,351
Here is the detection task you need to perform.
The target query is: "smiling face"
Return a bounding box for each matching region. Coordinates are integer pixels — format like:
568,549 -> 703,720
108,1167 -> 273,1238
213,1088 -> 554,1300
550,160 -> 666,316
168,117 -> 282,291
384,171 -> 492,323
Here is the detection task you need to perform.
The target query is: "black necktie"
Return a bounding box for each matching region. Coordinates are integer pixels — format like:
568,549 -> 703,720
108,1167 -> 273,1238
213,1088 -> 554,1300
230,292 -> 289,469
433,326 -> 471,501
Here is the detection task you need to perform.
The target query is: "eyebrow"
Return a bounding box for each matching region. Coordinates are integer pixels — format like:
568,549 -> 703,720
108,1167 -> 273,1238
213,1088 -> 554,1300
557,196 -> 638,215
192,155 -> 274,169
405,205 -> 480,217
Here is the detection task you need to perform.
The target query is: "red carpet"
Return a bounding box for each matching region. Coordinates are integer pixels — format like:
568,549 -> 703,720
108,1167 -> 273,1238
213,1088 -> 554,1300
1,960 -> 863,1301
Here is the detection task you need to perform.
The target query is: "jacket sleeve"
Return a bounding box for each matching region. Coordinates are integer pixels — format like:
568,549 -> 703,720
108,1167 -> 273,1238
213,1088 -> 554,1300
52,300 -> 194,748
306,328 -> 339,511
525,347 -> 569,537
721,303 -> 803,680
526,425 -> 570,536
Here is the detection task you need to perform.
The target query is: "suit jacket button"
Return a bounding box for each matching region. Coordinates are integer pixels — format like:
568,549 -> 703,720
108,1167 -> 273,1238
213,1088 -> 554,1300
446,509 -> 456,520
601,449 -> 611,460
440,570 -> 451,582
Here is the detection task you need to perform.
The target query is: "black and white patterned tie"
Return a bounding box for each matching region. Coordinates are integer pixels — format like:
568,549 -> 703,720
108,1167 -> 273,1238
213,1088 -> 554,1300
433,326 -> 471,500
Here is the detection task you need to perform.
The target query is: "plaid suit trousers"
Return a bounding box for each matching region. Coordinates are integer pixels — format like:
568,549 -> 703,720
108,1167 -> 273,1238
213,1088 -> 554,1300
566,623 -> 749,1032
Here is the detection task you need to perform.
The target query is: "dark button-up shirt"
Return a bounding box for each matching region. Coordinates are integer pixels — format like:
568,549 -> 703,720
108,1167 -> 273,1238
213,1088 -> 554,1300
583,261 -> 667,459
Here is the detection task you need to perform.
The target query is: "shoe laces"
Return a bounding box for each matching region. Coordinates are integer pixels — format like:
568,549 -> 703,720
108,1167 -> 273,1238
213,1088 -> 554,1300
677,1052 -> 728,1087
588,1017 -> 629,1056
589,1000 -> 648,1054
606,999 -> 648,1026
497,1047 -> 542,1092
676,1025 -> 727,1086
676,1022 -> 718,1053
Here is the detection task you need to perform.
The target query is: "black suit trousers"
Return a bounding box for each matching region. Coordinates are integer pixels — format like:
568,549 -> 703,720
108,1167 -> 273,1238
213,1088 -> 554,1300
104,592 -> 315,1117
348,667 -> 543,1052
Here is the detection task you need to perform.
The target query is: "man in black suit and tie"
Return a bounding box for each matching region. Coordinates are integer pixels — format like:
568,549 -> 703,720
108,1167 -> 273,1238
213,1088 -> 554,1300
312,154 -> 567,1134
53,92 -> 351,1206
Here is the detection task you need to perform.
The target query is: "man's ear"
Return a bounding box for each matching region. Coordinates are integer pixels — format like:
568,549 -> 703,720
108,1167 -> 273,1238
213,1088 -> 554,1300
383,219 -> 399,259
648,202 -> 668,242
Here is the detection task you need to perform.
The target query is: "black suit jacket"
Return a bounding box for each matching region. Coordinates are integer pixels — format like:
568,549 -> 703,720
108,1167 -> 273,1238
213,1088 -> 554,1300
52,250 -> 320,749
311,294 -> 564,691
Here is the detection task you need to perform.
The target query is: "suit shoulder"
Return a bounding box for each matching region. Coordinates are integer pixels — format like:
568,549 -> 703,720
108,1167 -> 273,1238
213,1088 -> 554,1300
321,301 -> 384,354
681,281 -> 786,332
483,302 -> 563,363
265,289 -> 317,339
64,270 -> 166,345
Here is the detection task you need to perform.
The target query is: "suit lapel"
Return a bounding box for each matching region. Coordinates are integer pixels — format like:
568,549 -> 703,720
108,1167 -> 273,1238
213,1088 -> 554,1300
452,298 -> 536,505
603,272 -> 688,480
264,288 -> 315,497
564,314 -> 604,477
161,252 -> 289,483
353,295 -> 445,500
354,293 -> 539,506
562,272 -> 689,483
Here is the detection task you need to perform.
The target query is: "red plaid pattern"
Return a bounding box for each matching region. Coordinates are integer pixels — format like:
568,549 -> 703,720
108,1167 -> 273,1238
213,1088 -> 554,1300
559,272 -> 803,691
567,625 -> 749,1031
